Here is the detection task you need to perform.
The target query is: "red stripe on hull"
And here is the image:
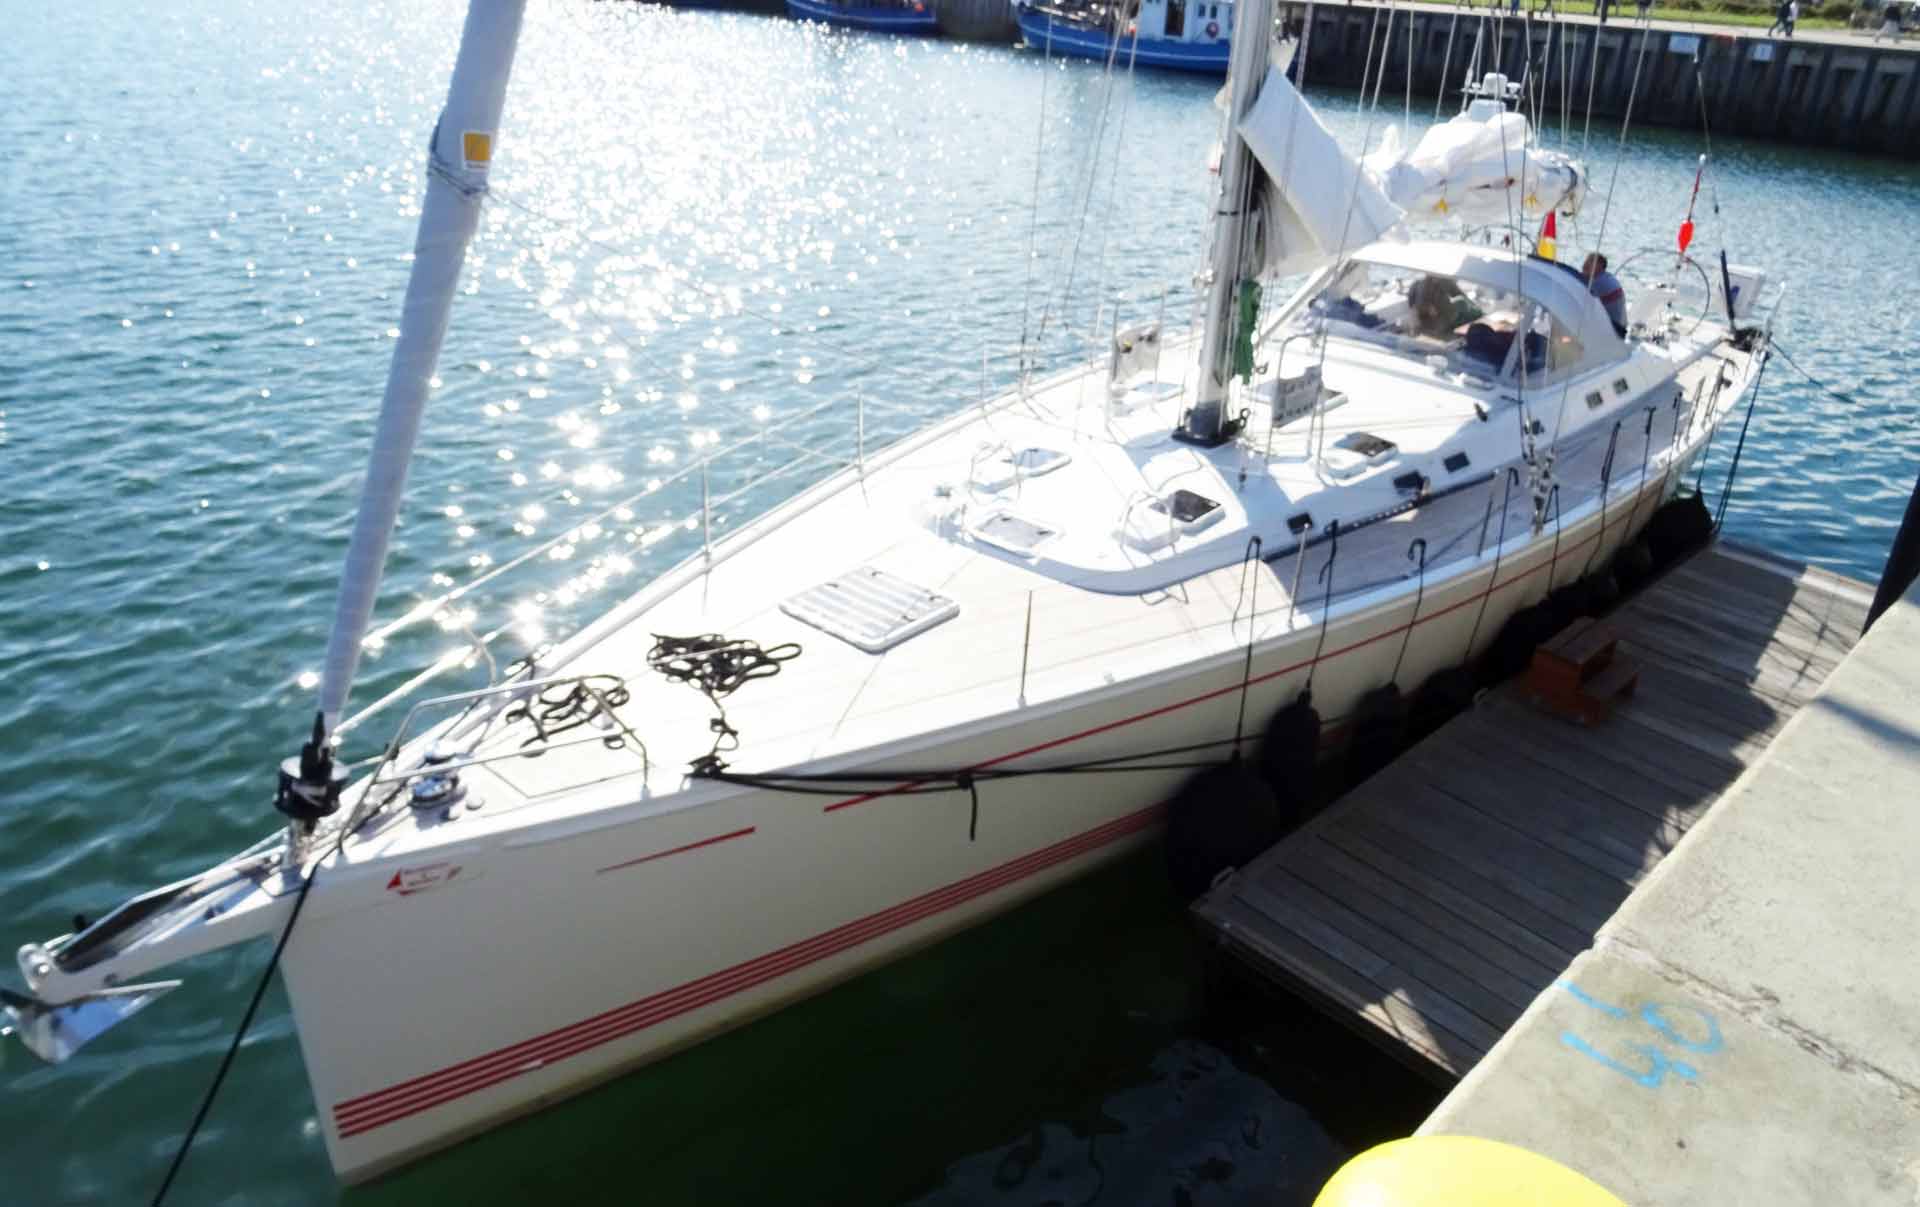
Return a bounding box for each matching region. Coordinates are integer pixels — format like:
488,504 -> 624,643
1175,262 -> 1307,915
594,826 -> 756,875
333,803 -> 1162,1137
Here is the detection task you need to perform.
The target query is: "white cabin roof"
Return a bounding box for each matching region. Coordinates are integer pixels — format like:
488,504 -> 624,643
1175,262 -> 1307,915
1348,239 -> 1627,361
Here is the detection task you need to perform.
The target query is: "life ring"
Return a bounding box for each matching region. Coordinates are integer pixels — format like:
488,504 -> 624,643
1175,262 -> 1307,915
1206,19 -> 1220,36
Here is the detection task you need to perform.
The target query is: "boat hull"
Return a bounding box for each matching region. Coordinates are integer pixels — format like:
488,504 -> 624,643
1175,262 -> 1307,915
785,0 -> 940,34
284,451 -> 1695,1180
1015,5 -> 1231,73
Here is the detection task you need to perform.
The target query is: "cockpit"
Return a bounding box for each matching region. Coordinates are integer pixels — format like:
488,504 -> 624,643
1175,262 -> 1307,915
1280,241 -> 1627,385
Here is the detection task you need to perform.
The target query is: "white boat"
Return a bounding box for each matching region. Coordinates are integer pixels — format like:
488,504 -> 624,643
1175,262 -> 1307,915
3,0 -> 1775,1186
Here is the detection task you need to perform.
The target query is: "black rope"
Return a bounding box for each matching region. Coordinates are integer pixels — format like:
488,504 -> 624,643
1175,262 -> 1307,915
1391,539 -> 1428,687
502,675 -> 632,753
647,633 -> 801,773
149,775 -> 404,1205
1771,341 -> 1860,407
1305,521 -> 1340,695
1715,346 -> 1773,530
1231,535 -> 1263,759
149,863 -> 317,1205
1466,467 -> 1522,657
1582,421 -> 1623,577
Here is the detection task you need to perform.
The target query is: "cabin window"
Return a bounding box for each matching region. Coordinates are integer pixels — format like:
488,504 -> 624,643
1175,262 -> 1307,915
1613,377 -> 1632,395
1585,390 -> 1605,410
1293,261 -> 1530,379
1167,0 -> 1186,36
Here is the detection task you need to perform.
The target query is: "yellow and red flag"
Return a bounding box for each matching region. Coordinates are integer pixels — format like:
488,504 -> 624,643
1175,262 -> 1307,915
1538,211 -> 1557,261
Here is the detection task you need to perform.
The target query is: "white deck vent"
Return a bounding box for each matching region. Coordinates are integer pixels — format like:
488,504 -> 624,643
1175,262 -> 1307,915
971,445 -> 1072,493
780,566 -> 960,654
1320,431 -> 1398,481
1120,488 -> 1225,552
971,509 -> 1059,559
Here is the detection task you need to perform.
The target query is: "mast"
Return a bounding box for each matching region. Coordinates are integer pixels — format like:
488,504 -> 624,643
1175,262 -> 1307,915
1177,0 -> 1276,446
277,0 -> 529,835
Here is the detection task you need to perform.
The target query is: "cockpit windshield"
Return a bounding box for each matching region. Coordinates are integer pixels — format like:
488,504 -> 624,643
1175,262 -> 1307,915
1288,260 -> 1561,380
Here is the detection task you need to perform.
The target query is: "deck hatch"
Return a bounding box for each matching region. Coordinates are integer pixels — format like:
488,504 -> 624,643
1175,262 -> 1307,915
780,566 -> 960,654
972,510 -> 1059,558
971,446 -> 1071,492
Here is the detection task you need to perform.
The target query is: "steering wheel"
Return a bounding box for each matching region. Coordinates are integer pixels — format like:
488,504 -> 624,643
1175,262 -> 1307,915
1611,248 -> 1714,341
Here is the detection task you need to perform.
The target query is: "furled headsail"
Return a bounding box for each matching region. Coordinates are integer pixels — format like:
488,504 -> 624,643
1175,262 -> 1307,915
1235,65 -> 1405,279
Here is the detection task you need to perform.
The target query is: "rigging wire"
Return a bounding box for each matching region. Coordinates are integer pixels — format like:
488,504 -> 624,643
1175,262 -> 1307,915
1033,18 -> 1132,354
1436,1 -> 1461,121
1018,21 -> 1054,385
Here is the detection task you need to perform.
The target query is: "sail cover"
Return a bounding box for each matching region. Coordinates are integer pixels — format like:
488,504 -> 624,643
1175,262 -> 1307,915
1236,66 -> 1404,279
1363,111 -> 1585,225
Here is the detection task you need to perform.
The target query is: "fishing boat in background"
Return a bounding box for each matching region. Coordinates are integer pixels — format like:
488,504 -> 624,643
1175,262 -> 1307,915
787,0 -> 939,34
1016,0 -> 1234,73
3,0 -> 1776,1189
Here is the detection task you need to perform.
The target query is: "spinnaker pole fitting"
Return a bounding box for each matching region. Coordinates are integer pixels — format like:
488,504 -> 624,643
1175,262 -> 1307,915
275,712 -> 345,861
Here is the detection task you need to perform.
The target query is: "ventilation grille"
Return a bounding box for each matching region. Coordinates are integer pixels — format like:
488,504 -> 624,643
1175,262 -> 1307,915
780,566 -> 960,654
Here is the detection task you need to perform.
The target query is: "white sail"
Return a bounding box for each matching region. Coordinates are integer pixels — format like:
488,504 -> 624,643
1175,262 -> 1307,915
1363,100 -> 1586,226
1235,65 -> 1404,279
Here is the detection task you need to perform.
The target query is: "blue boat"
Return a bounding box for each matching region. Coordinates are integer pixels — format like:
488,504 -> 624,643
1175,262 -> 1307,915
786,0 -> 940,34
1014,0 -> 1233,74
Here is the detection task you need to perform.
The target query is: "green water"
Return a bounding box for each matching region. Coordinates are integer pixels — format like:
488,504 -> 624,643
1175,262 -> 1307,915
2,0 -> 1915,1201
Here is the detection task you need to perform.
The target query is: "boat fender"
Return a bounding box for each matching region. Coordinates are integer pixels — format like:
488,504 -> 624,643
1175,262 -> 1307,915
1206,19 -> 1220,36
1479,603 -> 1554,685
1409,666 -> 1477,743
1612,538 -> 1655,592
1581,568 -> 1621,615
1643,491 -> 1714,567
1164,761 -> 1283,903
1258,690 -> 1321,816
1344,684 -> 1409,787
1543,581 -> 1591,630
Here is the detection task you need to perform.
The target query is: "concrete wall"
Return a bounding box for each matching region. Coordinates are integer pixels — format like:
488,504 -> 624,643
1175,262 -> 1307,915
1296,7 -> 1920,156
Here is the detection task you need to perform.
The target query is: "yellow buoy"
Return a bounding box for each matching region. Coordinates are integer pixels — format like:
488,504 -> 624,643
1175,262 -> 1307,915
1314,1135 -> 1628,1207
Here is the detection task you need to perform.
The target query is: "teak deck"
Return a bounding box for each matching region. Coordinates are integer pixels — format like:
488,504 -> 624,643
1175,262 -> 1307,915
1192,540 -> 1872,1081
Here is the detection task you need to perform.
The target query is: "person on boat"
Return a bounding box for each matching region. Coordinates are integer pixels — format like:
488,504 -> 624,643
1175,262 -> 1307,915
1407,275 -> 1483,340
1580,254 -> 1628,337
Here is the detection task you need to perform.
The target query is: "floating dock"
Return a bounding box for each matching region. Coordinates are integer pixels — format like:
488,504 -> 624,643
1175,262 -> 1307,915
1193,540 -> 1870,1080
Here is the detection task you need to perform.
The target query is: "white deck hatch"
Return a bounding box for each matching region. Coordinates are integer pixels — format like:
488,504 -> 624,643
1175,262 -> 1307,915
779,565 -> 961,654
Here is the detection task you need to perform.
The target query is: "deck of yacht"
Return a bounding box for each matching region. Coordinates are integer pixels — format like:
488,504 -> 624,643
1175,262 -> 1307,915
381,316 -> 1744,856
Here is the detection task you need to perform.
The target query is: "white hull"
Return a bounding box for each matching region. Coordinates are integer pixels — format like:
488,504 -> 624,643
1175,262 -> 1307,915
287,432 -> 1707,1180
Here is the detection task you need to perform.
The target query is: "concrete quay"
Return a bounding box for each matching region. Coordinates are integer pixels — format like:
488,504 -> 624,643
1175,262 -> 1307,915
1420,570 -> 1920,1204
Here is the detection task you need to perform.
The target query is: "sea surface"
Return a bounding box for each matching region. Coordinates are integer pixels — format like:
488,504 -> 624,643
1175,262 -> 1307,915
1,2 -> 1915,1203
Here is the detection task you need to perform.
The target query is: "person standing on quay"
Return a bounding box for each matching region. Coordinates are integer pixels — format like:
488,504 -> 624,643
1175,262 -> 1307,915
1786,0 -> 1799,35
1877,2 -> 1904,41
1767,0 -> 1790,34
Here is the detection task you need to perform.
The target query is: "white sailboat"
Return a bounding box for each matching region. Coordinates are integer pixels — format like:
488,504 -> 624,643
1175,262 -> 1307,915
4,0 -> 1775,1184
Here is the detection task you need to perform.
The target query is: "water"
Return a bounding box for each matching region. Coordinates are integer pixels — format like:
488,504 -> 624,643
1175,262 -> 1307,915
1,1 -> 1914,1202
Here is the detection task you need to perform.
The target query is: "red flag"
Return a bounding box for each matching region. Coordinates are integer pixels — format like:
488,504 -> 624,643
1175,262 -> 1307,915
1538,211 -> 1557,262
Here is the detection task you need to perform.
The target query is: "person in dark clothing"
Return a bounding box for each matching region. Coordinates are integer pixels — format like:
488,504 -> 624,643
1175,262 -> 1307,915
1767,0 -> 1790,35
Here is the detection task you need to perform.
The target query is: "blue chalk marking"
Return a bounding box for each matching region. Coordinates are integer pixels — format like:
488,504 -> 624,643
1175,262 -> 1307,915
1640,1001 -> 1724,1054
1558,980 -> 1629,1019
1560,1031 -> 1701,1087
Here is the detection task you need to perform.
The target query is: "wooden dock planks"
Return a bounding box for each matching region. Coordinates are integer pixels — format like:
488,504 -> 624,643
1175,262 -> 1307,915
1192,541 -> 1869,1082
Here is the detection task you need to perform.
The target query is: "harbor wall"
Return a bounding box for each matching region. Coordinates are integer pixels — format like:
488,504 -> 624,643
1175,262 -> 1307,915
1294,7 -> 1920,156
934,0 -> 1020,41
